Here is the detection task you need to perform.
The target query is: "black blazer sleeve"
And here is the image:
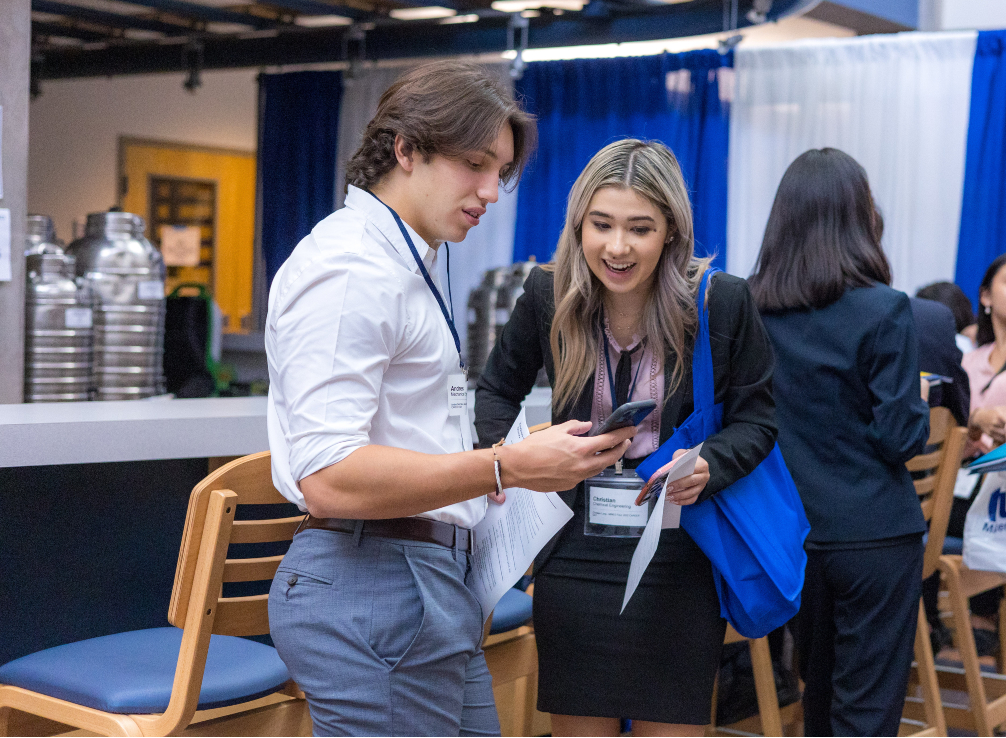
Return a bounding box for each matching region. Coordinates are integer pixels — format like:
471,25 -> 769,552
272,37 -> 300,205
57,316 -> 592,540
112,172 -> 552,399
700,274 -> 778,501
867,294 -> 931,464
474,268 -> 549,447
910,297 -> 971,427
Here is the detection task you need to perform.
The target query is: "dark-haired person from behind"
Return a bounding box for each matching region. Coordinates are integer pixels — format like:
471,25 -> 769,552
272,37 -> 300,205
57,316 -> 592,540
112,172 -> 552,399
749,148 -> 930,737
917,280 -> 978,354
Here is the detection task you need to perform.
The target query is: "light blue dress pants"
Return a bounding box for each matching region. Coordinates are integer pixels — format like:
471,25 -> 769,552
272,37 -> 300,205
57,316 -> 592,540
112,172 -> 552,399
269,527 -> 500,737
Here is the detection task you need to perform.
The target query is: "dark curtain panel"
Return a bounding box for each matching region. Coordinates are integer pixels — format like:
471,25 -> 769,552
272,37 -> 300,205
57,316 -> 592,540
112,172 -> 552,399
955,31 -> 1006,304
513,50 -> 733,269
258,71 -> 343,286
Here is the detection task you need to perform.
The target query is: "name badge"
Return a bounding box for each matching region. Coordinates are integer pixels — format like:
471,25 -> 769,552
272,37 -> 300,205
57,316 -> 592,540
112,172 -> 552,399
583,467 -> 651,538
588,486 -> 649,528
448,373 -> 473,452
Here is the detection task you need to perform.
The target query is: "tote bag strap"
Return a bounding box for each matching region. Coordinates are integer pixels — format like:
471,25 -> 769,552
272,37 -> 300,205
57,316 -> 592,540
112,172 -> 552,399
692,267 -> 719,414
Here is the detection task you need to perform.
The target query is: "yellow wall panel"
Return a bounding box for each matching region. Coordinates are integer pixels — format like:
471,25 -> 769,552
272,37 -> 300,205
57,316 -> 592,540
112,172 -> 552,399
120,139 -> 256,333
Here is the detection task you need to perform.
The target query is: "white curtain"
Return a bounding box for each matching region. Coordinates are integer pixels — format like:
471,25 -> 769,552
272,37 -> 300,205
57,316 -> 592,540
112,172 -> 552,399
727,31 -> 977,296
334,63 -> 518,360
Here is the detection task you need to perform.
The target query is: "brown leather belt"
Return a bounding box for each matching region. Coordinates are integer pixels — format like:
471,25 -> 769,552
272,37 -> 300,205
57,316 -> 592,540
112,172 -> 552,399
300,514 -> 474,552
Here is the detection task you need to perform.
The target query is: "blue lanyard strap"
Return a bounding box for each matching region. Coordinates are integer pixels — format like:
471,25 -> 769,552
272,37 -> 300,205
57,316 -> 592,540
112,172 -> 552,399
601,311 -> 646,409
368,191 -> 464,370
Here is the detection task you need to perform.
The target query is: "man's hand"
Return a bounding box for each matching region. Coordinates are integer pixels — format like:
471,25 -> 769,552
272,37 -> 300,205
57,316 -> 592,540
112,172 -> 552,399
497,420 -> 635,492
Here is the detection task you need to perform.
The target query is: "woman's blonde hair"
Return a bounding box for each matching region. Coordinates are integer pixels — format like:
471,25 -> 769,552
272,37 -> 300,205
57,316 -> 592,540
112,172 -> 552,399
549,139 -> 711,412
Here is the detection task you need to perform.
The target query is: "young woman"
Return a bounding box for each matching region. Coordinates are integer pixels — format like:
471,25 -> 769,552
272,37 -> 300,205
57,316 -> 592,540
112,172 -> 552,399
749,148 -> 930,737
474,139 -> 777,736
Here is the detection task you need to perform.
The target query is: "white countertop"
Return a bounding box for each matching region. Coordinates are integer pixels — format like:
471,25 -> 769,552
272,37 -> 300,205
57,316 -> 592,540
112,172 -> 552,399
0,387 -> 553,468
0,397 -> 270,467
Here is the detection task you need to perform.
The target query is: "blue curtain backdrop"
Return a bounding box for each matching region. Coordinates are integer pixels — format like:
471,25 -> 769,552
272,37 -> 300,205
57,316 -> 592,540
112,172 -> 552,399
258,71 -> 342,285
955,31 -> 1006,304
513,50 -> 733,268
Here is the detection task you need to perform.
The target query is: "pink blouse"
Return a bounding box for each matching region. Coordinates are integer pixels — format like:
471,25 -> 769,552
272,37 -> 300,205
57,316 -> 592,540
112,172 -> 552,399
589,319 -> 663,459
962,343 -> 1006,453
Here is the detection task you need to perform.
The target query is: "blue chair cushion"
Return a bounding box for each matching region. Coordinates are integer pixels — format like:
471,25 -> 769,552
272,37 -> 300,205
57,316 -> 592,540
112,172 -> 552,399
943,536 -> 964,555
0,627 -> 290,714
489,588 -> 533,635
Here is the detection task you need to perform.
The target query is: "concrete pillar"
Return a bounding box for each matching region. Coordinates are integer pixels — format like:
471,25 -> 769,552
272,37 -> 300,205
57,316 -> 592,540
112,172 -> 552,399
0,0 -> 30,403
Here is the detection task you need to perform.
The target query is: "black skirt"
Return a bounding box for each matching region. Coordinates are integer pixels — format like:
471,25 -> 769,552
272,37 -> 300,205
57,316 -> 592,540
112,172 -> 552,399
533,501 -> 726,725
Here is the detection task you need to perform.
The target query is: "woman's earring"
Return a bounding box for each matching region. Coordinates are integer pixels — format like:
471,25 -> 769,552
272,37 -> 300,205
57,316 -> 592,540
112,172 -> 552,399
986,306 -> 992,315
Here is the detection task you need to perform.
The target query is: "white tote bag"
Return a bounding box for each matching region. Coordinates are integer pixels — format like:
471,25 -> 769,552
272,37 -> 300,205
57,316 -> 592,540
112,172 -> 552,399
962,471 -> 1006,573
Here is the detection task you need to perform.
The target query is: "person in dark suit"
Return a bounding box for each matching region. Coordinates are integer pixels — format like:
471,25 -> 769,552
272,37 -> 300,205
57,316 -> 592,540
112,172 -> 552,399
475,139 -> 776,736
749,148 -> 930,737
910,296 -> 971,426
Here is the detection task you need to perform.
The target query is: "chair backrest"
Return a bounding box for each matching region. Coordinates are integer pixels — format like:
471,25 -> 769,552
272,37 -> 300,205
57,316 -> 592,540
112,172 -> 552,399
906,407 -> 968,580
146,452 -> 298,735
168,451 -> 299,634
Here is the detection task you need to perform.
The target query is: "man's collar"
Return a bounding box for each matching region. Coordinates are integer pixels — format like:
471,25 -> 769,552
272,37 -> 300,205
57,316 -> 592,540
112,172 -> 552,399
345,185 -> 437,272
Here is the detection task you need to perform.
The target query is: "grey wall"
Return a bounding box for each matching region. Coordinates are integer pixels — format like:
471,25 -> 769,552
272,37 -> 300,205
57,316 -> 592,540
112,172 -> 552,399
0,0 -> 29,404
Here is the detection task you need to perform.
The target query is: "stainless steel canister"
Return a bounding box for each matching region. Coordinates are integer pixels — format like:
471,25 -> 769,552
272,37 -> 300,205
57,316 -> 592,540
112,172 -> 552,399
66,211 -> 167,401
465,260 -> 545,387
24,252 -> 95,402
465,266 -> 512,384
25,215 -> 63,256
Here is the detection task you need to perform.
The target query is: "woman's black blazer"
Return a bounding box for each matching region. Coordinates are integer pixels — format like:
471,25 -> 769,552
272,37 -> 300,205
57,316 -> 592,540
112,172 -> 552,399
474,266 -> 778,567
760,284 -> 931,544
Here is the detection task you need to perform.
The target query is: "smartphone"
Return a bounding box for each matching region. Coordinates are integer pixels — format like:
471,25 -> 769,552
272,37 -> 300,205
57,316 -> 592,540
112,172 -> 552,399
589,399 -> 657,437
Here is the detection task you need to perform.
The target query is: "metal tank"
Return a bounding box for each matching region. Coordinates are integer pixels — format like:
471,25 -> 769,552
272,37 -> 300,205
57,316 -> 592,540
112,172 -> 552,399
465,260 -> 541,386
24,252 -> 95,402
66,211 -> 167,401
25,215 -> 63,256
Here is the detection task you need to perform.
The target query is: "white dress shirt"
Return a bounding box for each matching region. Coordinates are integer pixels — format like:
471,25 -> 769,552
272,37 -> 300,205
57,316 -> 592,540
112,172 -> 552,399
266,185 -> 488,529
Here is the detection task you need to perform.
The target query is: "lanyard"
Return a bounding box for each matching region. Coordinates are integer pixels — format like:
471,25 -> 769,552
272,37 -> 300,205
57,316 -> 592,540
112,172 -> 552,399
602,327 -> 646,410
368,191 -> 464,371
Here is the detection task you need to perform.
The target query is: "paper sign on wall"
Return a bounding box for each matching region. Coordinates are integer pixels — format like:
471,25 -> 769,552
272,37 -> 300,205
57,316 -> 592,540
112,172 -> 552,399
160,224 -> 202,267
0,106 -> 4,199
0,208 -> 11,282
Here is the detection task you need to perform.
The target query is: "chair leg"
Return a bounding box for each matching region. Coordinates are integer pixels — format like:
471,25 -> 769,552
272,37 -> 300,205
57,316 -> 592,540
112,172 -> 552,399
749,636 -> 784,738
997,589 -> 1006,675
0,706 -> 11,737
914,599 -> 947,736
942,560 -> 993,736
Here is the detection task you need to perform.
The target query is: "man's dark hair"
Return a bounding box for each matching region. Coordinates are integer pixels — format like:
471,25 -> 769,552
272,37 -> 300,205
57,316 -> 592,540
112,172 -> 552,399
345,62 -> 537,192
916,281 -> 975,334
749,148 -> 892,312
975,255 -> 1006,347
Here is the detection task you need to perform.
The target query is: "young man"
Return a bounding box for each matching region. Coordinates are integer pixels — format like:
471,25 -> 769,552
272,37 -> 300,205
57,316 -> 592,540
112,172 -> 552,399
266,62 -> 635,736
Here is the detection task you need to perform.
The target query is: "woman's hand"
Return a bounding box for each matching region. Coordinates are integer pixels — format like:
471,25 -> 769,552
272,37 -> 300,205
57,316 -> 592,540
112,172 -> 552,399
969,406 -> 1006,445
497,419 -> 635,493
648,448 -> 711,506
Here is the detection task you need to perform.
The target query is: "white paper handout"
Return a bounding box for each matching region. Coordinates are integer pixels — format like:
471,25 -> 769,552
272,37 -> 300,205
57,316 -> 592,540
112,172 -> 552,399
621,443 -> 704,614
470,408 -> 574,622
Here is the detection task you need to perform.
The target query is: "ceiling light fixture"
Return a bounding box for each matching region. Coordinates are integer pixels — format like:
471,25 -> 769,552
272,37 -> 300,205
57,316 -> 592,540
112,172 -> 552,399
439,13 -> 479,23
491,0 -> 584,12
295,14 -> 353,26
389,6 -> 456,20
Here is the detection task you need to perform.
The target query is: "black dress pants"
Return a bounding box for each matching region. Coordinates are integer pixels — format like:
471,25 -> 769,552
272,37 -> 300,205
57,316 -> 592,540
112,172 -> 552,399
797,537 -> 923,737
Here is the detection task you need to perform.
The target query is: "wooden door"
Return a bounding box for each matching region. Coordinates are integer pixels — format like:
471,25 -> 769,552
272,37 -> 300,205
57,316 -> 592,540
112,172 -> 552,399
119,138 -> 256,333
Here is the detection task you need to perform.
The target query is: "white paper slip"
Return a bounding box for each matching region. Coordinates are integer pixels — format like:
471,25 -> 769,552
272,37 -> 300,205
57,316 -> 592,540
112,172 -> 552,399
954,467 -> 981,499
622,443 -> 703,613
470,408 -> 574,622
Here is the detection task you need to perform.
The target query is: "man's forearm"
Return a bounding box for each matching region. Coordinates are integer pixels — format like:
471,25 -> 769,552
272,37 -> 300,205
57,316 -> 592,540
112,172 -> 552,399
299,444 -> 497,520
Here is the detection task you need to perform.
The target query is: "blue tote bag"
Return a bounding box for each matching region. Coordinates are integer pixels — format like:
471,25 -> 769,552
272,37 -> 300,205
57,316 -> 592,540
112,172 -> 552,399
636,268 -> 810,638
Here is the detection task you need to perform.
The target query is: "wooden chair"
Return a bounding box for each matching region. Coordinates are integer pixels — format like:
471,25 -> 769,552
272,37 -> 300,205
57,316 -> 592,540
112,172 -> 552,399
0,451 -> 309,737
483,616 -> 541,737
902,407 -> 968,736
929,419 -> 1006,736
708,626 -> 791,737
